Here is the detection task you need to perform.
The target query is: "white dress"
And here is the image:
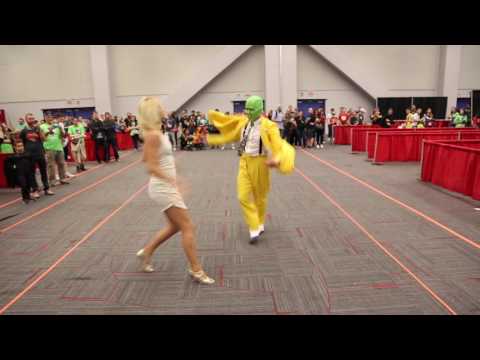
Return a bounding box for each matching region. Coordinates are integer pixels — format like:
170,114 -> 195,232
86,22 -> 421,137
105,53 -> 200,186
148,133 -> 187,212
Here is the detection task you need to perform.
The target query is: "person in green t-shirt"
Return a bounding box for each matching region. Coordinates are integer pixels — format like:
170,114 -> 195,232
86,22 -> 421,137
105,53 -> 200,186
68,118 -> 87,172
40,116 -> 70,186
453,109 -> 468,128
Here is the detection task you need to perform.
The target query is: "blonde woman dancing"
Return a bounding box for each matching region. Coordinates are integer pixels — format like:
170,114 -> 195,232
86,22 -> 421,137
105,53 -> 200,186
136,97 -> 214,285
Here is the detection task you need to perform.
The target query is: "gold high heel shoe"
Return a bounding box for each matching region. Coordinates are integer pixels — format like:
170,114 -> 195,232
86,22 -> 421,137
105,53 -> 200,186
188,269 -> 215,285
136,249 -> 155,273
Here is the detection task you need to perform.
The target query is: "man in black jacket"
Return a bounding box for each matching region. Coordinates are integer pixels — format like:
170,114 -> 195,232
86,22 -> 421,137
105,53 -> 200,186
20,113 -> 54,198
89,112 -> 106,163
103,112 -> 119,162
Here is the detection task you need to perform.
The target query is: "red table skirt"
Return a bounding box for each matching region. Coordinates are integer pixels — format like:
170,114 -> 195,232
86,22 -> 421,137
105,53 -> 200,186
366,129 -> 480,159
352,127 -> 478,153
67,133 -> 134,162
0,153 -> 8,188
333,125 -> 371,145
372,131 -> 480,163
421,140 -> 480,201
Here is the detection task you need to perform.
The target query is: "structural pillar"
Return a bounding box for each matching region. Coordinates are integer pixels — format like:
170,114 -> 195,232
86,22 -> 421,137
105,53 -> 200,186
89,45 -> 114,114
280,45 -> 297,111
264,45 -> 281,112
438,45 -> 462,112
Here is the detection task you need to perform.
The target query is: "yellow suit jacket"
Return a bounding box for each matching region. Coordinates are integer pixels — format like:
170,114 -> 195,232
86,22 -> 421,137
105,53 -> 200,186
207,111 -> 295,174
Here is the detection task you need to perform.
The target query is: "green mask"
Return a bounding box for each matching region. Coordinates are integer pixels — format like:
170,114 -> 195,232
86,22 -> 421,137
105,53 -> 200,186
244,96 -> 264,123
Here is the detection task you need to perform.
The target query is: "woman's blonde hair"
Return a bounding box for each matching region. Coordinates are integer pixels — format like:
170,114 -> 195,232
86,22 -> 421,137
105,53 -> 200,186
138,96 -> 166,133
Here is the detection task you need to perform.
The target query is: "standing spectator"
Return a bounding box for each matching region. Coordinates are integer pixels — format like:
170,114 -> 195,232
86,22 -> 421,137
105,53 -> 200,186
103,112 -> 120,162
424,108 -> 434,127
20,114 -> 54,198
339,107 -> 349,126
473,114 -> 480,128
0,122 -> 14,154
271,106 -> 284,138
305,108 -> 316,148
89,112 -> 106,163
126,114 -> 141,150
40,116 -> 69,187
349,110 -> 359,126
68,117 -> 87,172
315,109 -> 326,148
165,114 -> 176,150
405,108 -> 414,129
382,108 -> 394,128
295,111 -> 306,148
416,108 -> 425,128
17,118 -> 27,131
12,140 -> 34,204
357,108 -> 365,125
285,113 -> 297,146
454,109 -> 468,128
170,112 -> 179,149
326,108 -> 337,143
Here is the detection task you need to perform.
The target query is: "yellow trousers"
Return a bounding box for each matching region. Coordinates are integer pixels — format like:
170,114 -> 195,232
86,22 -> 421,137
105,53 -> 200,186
237,155 -> 270,231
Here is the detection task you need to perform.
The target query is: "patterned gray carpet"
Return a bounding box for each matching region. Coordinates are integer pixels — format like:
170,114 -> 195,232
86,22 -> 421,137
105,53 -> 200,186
0,144 -> 479,315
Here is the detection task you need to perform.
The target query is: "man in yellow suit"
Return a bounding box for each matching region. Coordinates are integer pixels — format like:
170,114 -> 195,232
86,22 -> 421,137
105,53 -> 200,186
208,96 -> 295,244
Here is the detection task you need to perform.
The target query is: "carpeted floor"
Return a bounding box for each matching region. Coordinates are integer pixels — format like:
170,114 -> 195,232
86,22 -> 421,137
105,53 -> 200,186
0,144 -> 479,315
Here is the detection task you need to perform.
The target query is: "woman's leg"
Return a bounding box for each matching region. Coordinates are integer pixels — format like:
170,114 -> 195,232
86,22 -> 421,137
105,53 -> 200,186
164,206 -> 202,272
141,217 -> 179,264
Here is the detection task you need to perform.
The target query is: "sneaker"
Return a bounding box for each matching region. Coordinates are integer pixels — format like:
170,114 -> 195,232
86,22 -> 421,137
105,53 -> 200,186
321,144 -> 324,149
45,190 -> 55,196
65,172 -> 74,178
60,180 -> 70,185
31,191 -> 40,199
231,145 -> 235,150
316,144 -> 320,149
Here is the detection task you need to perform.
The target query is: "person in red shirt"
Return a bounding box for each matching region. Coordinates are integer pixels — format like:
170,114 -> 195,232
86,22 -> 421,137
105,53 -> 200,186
338,107 -> 349,126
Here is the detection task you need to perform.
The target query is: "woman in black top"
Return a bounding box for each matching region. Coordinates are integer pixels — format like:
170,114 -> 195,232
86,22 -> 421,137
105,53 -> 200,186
306,110 -> 316,148
382,108 -> 394,128
295,112 -> 306,148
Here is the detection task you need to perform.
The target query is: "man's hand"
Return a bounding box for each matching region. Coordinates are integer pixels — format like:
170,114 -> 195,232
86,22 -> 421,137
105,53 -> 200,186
265,158 -> 280,168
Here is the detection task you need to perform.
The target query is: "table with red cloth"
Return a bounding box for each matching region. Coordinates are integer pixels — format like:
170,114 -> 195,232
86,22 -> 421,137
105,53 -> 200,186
365,128 -> 479,160
67,132 -> 134,162
333,125 -> 371,145
421,140 -> 480,201
371,130 -> 480,164
352,127 -> 478,154
0,153 -> 9,188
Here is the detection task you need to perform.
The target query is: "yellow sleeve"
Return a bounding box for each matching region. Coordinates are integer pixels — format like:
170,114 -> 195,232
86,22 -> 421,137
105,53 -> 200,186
265,121 -> 295,175
206,111 -> 246,145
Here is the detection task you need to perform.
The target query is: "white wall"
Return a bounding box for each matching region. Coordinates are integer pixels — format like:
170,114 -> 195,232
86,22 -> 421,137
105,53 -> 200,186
336,45 -> 441,97
109,45 -> 228,96
113,45 -> 265,115
0,45 -> 93,126
297,45 -> 375,112
459,45 -> 480,91
183,45 -> 265,113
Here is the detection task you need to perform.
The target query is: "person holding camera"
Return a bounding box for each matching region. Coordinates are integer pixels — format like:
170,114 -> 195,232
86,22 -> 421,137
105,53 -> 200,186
20,114 -> 54,198
40,116 -> 69,187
